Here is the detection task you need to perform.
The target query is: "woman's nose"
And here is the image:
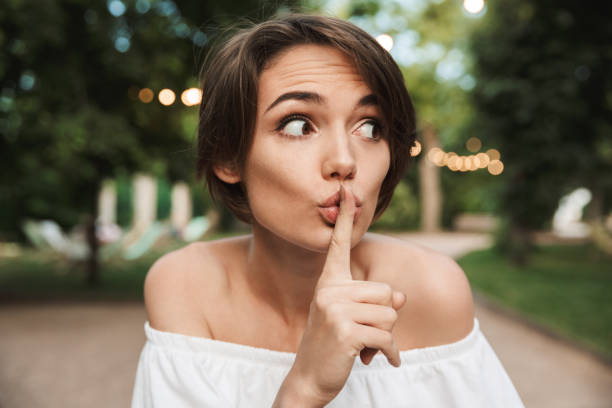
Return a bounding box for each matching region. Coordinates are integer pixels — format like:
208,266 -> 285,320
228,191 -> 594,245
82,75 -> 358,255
321,128 -> 357,181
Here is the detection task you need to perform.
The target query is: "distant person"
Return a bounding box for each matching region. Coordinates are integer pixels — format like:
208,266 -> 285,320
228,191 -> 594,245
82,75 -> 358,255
132,13 -> 524,407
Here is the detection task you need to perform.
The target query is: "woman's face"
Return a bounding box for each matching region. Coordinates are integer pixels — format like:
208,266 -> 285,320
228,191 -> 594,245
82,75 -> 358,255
226,44 -> 390,252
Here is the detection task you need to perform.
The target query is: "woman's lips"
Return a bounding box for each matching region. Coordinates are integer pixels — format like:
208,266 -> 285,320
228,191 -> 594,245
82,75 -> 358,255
318,205 -> 361,225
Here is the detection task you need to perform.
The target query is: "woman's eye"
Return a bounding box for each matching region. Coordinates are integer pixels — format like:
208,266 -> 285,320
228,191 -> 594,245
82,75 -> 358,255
278,117 -> 312,138
357,120 -> 382,140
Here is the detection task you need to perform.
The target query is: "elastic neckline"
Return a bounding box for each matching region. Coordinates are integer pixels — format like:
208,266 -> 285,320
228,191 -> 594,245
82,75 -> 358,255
145,317 -> 481,371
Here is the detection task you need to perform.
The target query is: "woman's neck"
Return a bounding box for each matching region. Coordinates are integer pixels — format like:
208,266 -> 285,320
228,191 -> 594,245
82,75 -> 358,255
243,223 -> 367,330
245,224 -> 324,329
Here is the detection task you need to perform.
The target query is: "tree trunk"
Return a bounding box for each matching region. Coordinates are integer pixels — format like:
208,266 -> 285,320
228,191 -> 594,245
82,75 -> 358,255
508,222 -> 531,266
86,213 -> 99,287
419,125 -> 442,232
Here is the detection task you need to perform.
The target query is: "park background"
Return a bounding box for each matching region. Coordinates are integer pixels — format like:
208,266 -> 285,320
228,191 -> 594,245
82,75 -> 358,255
1,0 -> 611,407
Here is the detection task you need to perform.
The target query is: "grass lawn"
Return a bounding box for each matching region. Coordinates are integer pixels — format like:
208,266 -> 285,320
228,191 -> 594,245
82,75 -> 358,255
0,231 -> 243,302
0,248 -> 162,301
457,244 -> 612,361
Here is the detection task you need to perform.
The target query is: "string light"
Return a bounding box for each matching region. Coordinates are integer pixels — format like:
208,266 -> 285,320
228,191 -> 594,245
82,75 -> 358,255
476,152 -> 489,168
467,155 -> 478,170
136,87 -> 202,107
486,148 -> 501,161
466,137 -> 482,152
488,159 -> 504,175
410,140 -> 422,157
457,156 -> 466,171
425,146 -> 503,175
428,147 -> 441,161
434,150 -> 446,166
181,88 -> 202,106
158,89 -> 176,106
138,88 -> 154,103
447,154 -> 459,171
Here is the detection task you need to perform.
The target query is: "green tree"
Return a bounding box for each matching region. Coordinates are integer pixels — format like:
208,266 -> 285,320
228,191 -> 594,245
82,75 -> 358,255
468,0 -> 612,262
0,0 -> 295,284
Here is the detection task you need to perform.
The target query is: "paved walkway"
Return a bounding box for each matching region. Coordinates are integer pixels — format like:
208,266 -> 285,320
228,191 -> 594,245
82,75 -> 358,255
386,231 -> 494,259
1,233 -> 611,407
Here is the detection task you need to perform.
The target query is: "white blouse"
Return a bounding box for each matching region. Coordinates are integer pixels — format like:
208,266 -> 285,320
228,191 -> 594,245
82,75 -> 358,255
132,317 -> 524,407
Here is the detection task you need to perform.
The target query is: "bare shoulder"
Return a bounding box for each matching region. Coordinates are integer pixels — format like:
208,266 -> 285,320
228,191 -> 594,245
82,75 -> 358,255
144,241 -> 226,337
361,233 -> 475,348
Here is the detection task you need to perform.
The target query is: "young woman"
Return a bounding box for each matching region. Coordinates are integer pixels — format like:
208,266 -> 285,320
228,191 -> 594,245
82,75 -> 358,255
132,14 -> 524,407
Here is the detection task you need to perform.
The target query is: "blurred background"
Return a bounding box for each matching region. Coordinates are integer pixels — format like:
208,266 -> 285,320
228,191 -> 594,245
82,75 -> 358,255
1,0 -> 611,407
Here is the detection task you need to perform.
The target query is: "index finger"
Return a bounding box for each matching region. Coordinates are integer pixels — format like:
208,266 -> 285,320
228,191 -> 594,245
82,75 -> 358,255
319,185 -> 356,284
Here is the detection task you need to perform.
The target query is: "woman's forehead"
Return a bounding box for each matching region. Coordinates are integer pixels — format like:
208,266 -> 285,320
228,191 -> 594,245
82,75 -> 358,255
258,44 -> 373,110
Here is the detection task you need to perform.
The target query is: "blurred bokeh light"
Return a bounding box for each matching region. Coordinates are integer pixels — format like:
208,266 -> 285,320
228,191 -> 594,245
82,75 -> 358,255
463,0 -> 485,14
180,88 -> 202,106
158,89 -> 176,106
138,88 -> 154,103
376,33 -> 394,51
466,137 -> 482,152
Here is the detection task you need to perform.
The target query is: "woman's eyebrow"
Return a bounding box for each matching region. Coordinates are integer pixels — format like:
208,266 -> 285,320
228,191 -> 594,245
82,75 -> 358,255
265,91 -> 323,113
357,93 -> 378,108
265,91 -> 378,113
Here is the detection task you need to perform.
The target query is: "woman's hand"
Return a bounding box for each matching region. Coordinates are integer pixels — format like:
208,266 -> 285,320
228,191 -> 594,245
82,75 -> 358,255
276,185 -> 406,407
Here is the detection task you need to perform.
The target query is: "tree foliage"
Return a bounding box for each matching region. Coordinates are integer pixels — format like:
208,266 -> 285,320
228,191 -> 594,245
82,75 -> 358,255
0,0 -> 295,283
0,0 -> 295,238
468,0 -> 612,260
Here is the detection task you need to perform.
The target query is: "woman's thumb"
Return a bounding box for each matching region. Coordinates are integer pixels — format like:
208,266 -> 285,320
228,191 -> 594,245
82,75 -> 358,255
392,291 -> 407,311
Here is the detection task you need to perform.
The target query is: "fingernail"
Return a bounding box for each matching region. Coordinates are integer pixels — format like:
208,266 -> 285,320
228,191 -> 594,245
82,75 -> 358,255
339,185 -> 345,202
393,291 -> 406,305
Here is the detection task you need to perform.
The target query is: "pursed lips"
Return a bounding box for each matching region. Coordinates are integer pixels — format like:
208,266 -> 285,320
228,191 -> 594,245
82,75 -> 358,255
318,189 -> 362,224
319,189 -> 362,208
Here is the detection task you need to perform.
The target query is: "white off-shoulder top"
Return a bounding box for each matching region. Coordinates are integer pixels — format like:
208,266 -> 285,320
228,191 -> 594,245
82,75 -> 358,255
132,317 -> 524,407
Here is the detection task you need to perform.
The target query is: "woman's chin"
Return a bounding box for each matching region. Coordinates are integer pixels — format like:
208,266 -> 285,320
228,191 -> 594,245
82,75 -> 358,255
252,215 -> 366,254
293,233 -> 334,254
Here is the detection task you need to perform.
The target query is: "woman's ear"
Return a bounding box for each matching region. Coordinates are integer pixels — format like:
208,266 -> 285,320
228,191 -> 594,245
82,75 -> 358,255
213,164 -> 241,184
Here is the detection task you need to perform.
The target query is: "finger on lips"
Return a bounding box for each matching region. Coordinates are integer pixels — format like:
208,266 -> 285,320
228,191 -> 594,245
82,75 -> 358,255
319,184 -> 356,283
318,185 -> 403,368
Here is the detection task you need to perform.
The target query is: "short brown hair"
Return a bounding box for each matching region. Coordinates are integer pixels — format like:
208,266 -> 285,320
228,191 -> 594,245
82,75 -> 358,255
196,13 -> 416,224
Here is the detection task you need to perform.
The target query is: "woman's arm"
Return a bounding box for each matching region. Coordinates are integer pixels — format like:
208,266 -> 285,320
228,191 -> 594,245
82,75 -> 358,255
272,372 -> 329,408
143,245 -> 217,336
390,246 -> 476,349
